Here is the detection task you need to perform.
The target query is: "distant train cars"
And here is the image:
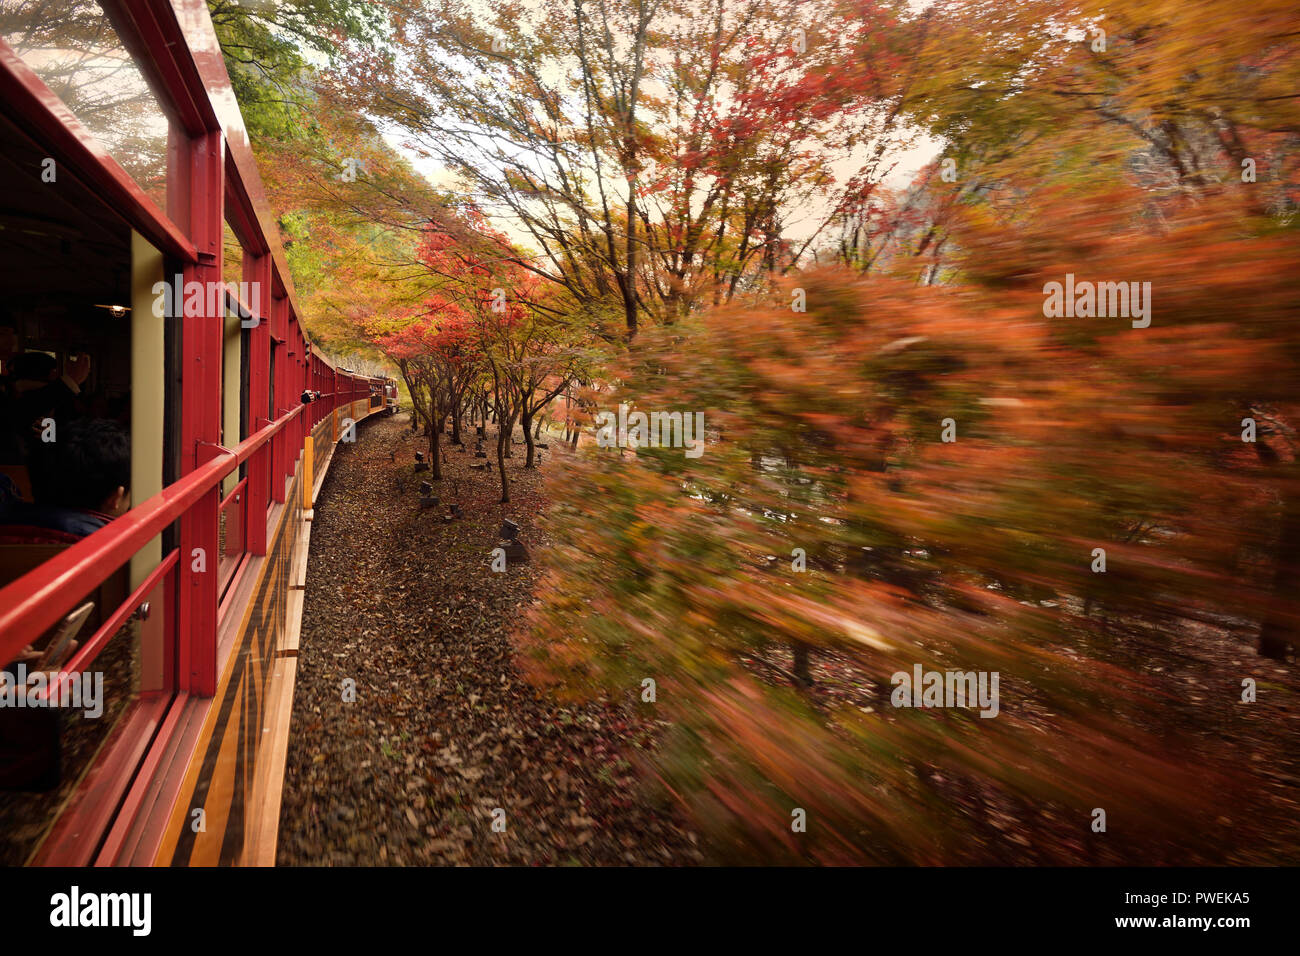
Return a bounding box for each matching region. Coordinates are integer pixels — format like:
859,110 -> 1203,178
0,1 -> 388,865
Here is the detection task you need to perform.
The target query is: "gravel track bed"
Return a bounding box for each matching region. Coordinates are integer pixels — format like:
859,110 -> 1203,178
277,414 -> 699,865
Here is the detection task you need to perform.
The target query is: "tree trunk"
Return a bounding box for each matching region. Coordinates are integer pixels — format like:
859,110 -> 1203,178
522,411 -> 536,467
428,405 -> 442,480
496,419 -> 510,503
792,641 -> 813,687
1259,474 -> 1300,660
623,219 -> 638,338
503,412 -> 517,457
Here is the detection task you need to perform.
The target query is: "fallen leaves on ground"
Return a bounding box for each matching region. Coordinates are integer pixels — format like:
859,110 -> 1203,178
277,414 -> 700,865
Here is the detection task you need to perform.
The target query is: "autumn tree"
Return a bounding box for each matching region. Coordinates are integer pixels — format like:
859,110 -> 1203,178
407,216 -> 588,500
880,0 -> 1300,655
374,310 -> 477,479
331,0 -> 912,336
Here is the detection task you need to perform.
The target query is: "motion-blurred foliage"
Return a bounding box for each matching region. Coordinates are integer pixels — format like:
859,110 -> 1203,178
522,0 -> 1300,863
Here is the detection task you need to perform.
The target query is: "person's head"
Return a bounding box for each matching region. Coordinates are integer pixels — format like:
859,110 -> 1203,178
8,351 -> 58,390
29,418 -> 130,515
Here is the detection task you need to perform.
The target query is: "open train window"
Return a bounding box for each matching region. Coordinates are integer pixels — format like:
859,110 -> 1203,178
217,220 -> 255,591
269,345 -> 277,424
241,326 -> 251,439
0,109 -> 134,486
0,105 -> 150,862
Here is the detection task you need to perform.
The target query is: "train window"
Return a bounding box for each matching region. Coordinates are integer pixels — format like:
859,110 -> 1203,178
218,221 -> 253,586
240,327 -> 250,441
0,185 -> 138,852
268,345 -> 276,423
0,123 -> 142,842
0,103 -> 135,475
222,222 -> 240,282
218,295 -> 242,583
0,62 -> 166,852
1,1 -> 175,211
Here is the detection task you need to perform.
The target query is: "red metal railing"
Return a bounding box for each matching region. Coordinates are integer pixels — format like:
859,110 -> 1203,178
0,405 -> 303,662
34,550 -> 180,703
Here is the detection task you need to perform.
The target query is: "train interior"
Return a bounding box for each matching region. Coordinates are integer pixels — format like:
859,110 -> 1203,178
0,104 -> 146,853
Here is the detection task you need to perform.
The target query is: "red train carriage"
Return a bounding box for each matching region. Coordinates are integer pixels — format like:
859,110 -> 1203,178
0,0 -> 383,865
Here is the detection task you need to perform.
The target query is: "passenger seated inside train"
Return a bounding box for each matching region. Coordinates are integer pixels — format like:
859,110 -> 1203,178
0,418 -> 130,539
0,335 -> 91,467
